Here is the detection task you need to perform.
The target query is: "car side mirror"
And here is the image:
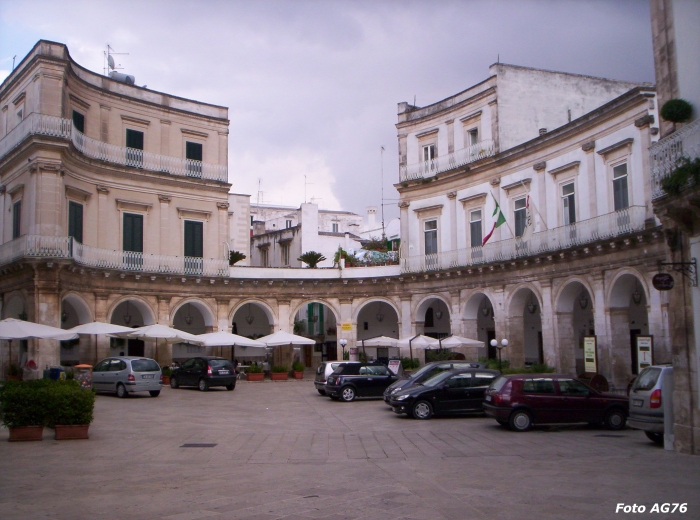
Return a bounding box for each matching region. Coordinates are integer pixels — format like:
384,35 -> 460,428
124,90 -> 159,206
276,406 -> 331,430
440,383 -> 450,391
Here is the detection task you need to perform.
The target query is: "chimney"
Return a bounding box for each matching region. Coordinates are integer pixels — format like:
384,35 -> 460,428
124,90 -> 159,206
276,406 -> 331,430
252,221 -> 266,236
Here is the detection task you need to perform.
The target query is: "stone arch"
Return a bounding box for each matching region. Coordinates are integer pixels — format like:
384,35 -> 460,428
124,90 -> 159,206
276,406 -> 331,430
289,299 -> 341,329
352,297 -> 400,323
229,299 -> 277,328
506,285 -> 543,367
61,292 -> 93,326
2,291 -> 28,320
108,296 -> 156,327
554,278 -> 595,375
355,298 -> 400,341
230,299 -> 276,338
462,291 -> 496,358
607,268 -> 649,309
170,298 -> 216,330
414,294 -> 451,338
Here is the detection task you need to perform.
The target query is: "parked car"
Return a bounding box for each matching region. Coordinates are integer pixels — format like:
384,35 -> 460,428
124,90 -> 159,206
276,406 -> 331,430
628,364 -> 674,446
314,361 -> 360,395
326,362 -> 398,401
170,356 -> 236,391
483,374 -> 628,432
383,360 -> 486,404
92,356 -> 162,397
389,368 -> 500,419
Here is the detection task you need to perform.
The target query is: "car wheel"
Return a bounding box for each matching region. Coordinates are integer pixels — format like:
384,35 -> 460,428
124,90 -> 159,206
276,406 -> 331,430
225,383 -> 235,391
198,378 -> 209,392
340,386 -> 356,402
116,383 -> 128,398
509,410 -> 532,432
604,409 -> 626,430
645,431 -> 664,445
412,401 -> 433,420
170,377 -> 179,389
149,390 -> 160,397
317,389 -> 326,395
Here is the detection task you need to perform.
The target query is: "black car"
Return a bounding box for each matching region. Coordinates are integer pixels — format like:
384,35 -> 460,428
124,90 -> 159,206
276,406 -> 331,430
389,368 -> 500,419
326,362 -> 398,402
383,360 -> 486,404
170,356 -> 236,391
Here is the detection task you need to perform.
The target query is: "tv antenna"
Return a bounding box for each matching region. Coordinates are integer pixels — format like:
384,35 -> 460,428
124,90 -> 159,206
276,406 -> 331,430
256,178 -> 264,205
104,44 -> 128,76
380,146 -> 386,239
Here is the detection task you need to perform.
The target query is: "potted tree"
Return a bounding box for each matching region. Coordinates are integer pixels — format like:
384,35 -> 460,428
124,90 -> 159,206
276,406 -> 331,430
292,361 -> 305,379
246,363 -> 264,382
161,366 -> 172,386
270,365 -> 289,381
46,380 -> 95,440
0,380 -> 48,441
228,250 -> 247,266
298,251 -> 326,268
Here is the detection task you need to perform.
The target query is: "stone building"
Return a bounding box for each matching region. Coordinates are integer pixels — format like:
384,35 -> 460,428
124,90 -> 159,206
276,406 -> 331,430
649,0 -> 700,454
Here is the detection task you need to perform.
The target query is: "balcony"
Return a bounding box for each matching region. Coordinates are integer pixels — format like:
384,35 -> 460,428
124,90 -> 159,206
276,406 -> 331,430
400,206 -> 647,273
0,113 -> 228,183
650,118 -> 700,200
0,235 -> 228,277
399,140 -> 496,182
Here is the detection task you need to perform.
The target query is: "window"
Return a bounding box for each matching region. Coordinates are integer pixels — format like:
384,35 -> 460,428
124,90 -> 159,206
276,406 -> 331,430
473,373 -> 496,387
261,247 -> 269,267
185,141 -> 203,177
470,210 -> 482,247
561,182 -> 576,225
613,163 -> 629,211
184,221 -> 203,258
281,243 -> 290,266
332,222 -> 339,233
286,219 -> 292,229
514,197 -> 527,237
468,128 -> 479,146
68,201 -> 83,243
123,213 -> 143,253
12,200 -> 21,239
16,104 -> 24,123
446,373 -> 471,388
72,111 -> 85,134
558,379 -> 590,396
424,219 -> 438,255
125,129 -> 144,168
250,216 -> 254,226
522,378 -> 555,394
422,144 -> 435,163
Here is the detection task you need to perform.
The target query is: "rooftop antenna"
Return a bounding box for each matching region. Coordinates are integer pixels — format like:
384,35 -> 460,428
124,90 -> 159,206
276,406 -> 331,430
497,53 -> 500,64
104,44 -> 128,76
413,95 -> 416,107
12,55 -> 16,71
256,178 -> 264,205
304,175 -> 314,204
380,146 -> 386,239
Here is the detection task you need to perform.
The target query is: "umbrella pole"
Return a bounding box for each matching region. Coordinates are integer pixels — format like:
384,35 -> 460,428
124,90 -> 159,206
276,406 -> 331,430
409,338 -> 413,365
362,339 -> 366,362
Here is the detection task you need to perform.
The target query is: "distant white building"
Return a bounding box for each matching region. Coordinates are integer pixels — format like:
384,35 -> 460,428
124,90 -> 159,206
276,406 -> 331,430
359,206 -> 400,251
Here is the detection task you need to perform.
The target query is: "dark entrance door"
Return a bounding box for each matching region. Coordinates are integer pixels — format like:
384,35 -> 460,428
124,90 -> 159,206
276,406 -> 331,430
128,339 -> 145,357
123,213 -> 143,270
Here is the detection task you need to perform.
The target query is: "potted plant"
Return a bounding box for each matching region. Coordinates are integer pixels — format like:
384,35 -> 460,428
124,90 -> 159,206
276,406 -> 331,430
292,361 -> 305,379
246,363 -> 264,382
0,380 -> 48,441
228,250 -> 247,266
270,365 -> 289,381
161,366 -> 172,385
46,380 -> 95,440
298,251 -> 326,268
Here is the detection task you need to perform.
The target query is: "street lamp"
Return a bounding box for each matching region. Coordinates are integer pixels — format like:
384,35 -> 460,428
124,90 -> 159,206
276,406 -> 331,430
339,339 -> 347,360
490,338 -> 509,371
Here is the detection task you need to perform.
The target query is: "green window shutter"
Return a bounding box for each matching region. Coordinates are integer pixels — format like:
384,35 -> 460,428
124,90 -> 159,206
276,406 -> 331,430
68,201 -> 83,243
184,221 -> 203,258
123,213 -> 143,252
126,129 -> 144,150
185,142 -> 203,161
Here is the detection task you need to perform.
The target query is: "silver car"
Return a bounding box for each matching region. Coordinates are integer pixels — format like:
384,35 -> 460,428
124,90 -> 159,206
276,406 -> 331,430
628,364 -> 674,447
92,356 -> 163,398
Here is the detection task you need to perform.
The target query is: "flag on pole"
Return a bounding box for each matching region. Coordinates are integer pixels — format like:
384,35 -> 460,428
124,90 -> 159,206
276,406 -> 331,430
482,194 -> 506,246
521,194 -> 534,241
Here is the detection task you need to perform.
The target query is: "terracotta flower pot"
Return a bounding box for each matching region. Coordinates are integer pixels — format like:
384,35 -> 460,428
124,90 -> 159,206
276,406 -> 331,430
270,373 -> 288,381
293,371 -> 304,379
246,372 -> 264,382
162,376 -> 170,385
54,424 -> 90,440
8,425 -> 44,442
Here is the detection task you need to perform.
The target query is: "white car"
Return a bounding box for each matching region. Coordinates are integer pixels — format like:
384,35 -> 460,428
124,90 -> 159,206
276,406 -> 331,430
628,364 -> 674,446
92,356 -> 163,398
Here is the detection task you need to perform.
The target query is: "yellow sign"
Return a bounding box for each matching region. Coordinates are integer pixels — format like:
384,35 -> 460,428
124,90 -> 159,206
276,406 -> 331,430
341,323 -> 353,331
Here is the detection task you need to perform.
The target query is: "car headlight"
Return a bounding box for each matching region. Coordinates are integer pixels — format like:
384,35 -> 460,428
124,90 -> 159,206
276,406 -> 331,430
395,394 -> 410,401
391,387 -> 402,394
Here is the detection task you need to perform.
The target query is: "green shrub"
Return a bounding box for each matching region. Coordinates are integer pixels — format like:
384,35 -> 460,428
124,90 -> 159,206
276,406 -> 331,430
292,361 -> 305,372
6,363 -> 22,377
401,357 -> 420,370
228,250 -> 247,266
271,365 -> 289,373
660,157 -> 700,196
247,363 -> 263,373
426,349 -> 453,362
660,98 -> 693,123
0,380 -> 50,428
45,380 -> 95,427
161,366 -> 172,377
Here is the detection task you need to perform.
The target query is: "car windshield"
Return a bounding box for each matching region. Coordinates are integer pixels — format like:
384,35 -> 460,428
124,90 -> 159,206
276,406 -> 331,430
209,359 -> 231,368
489,376 -> 509,392
632,367 -> 662,391
423,371 -> 454,388
131,359 -> 160,372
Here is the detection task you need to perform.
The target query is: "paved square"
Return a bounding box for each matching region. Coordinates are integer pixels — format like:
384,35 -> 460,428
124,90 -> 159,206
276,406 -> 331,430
0,380 -> 698,520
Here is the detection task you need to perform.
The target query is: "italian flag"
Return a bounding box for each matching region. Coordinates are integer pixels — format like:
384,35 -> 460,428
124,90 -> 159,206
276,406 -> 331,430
482,194 -> 506,246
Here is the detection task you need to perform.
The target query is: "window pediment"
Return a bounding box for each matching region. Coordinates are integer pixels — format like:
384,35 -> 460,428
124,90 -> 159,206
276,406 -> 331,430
548,161 -> 580,178
177,207 -> 211,221
65,185 -> 91,202
501,178 -> 531,193
597,138 -> 633,157
116,199 -> 152,214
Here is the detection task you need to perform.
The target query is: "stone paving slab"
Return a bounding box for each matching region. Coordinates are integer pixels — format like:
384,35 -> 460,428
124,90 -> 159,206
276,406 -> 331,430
0,381 -> 698,519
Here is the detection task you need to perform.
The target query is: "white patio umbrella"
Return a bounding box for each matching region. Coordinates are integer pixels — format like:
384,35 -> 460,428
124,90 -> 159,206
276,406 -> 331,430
257,330 -> 316,347
438,335 -> 484,349
359,335 -> 398,360
68,321 -> 135,362
196,331 -> 267,357
124,324 -> 203,360
396,334 -> 439,362
0,318 -> 79,369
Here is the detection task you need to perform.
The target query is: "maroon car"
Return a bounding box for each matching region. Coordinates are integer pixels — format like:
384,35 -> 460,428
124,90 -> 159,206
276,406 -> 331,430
483,374 -> 628,432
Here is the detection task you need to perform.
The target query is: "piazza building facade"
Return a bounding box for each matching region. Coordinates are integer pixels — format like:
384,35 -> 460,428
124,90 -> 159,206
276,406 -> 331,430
0,41 -> 671,399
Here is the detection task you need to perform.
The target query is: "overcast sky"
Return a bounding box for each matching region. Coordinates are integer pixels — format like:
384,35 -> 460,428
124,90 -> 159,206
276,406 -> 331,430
0,0 -> 654,222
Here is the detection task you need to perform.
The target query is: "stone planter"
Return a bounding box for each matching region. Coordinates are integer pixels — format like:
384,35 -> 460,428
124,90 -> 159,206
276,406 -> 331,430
293,371 -> 304,379
8,425 -> 44,442
270,373 -> 288,381
54,424 -> 90,440
246,372 -> 264,382
162,376 -> 170,386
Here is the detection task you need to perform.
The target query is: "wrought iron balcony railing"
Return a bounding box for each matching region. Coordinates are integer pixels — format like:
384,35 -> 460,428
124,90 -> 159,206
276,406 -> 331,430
400,206 -> 647,273
399,140 -> 496,182
0,235 -> 228,277
650,119 -> 700,200
0,113 -> 228,182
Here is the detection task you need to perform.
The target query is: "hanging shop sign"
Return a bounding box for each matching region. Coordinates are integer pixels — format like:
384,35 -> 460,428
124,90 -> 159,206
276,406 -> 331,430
652,273 -> 675,291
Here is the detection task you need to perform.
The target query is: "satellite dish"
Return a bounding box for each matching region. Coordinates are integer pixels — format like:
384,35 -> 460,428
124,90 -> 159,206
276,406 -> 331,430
108,54 -> 115,70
